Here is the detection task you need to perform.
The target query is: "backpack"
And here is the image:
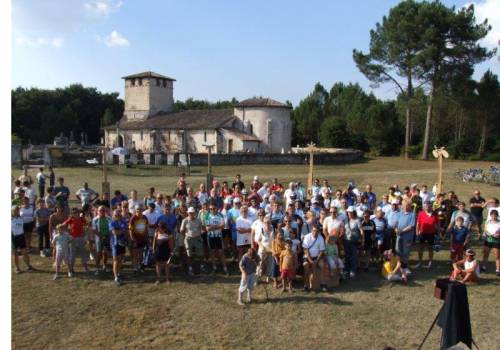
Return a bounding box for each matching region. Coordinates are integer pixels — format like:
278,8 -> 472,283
142,245 -> 155,267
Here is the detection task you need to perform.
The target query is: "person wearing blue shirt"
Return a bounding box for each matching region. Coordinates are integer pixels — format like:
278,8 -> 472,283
111,190 -> 128,210
395,201 -> 416,267
385,202 -> 400,250
363,184 -> 377,211
156,204 -> 177,235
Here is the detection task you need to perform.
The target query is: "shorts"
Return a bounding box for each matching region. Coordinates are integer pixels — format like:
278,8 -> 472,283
69,237 -> 88,265
23,222 -> 35,234
231,229 -> 237,242
472,214 -> 483,225
222,228 -> 232,240
451,243 -> 464,259
112,244 -> 126,257
176,232 -> 185,248
201,232 -> 208,248
327,256 -> 344,270
184,236 -> 204,257
484,240 -> 500,249
395,233 -> 412,260
96,236 -> 111,252
12,234 -> 27,250
208,236 -> 223,250
280,268 -> 296,280
418,233 -> 435,245
375,232 -> 385,246
303,256 -> 319,266
55,250 -> 69,266
363,234 -> 374,250
239,273 -> 257,292
155,239 -> 171,262
132,237 -> 147,249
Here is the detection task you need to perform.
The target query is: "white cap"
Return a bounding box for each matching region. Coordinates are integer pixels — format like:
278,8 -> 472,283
224,197 -> 232,204
134,204 -> 143,210
311,198 -> 318,204
253,176 -> 259,181
234,197 -> 241,203
391,199 -> 400,205
346,206 -> 355,213
187,207 -> 196,213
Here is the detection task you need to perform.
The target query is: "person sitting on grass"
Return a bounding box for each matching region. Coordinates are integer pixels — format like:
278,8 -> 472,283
381,249 -> 409,283
325,235 -> 344,280
279,240 -> 297,293
449,216 -> 470,263
153,221 -> 173,285
302,224 -> 327,292
450,249 -> 480,284
51,224 -> 72,280
238,247 -> 260,306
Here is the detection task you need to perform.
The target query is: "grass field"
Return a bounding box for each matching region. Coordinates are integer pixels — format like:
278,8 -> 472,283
11,157 -> 500,350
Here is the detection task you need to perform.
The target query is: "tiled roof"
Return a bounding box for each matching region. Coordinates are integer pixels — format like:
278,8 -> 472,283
236,97 -> 292,109
121,71 -> 176,81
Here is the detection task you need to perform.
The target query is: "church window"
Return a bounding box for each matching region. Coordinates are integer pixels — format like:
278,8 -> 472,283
162,80 -> 167,88
204,131 -> 207,142
130,79 -> 135,87
140,131 -> 143,140
138,78 -> 143,86
248,123 -> 253,135
156,78 -> 160,86
267,119 -> 272,145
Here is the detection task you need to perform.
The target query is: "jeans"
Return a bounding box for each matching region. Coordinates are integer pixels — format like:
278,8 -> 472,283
395,231 -> 413,261
37,224 -> 50,250
343,239 -> 359,273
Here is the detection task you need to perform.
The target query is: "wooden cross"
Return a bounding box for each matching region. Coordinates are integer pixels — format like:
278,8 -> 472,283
432,146 -> 449,194
306,142 -> 317,199
203,143 -> 215,191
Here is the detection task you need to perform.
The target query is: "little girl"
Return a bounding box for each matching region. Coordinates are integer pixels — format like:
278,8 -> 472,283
51,224 -> 72,279
325,235 -> 344,278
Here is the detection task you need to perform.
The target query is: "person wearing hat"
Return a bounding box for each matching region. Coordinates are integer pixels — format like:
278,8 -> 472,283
250,176 -> 262,192
180,207 -> 206,275
450,249 -> 480,283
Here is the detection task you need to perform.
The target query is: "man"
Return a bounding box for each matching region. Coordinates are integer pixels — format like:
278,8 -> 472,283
54,177 -> 70,213
311,178 -> 321,199
419,184 -> 433,204
378,194 -> 392,215
257,182 -> 270,200
36,167 -> 46,198
93,192 -> 111,212
48,167 -> 55,188
111,190 -> 128,210
447,202 -> 472,232
180,207 -> 205,275
323,206 -> 344,238
284,182 -> 297,208
415,201 -> 440,268
156,203 -> 177,237
76,182 -> 99,208
91,206 -> 112,274
44,187 -> 57,211
250,176 -> 262,191
232,174 -> 245,190
302,224 -> 327,292
469,190 -> 486,239
18,166 -> 33,185
206,203 -> 228,275
196,183 -> 209,206
129,204 -> 149,273
395,201 -> 416,269
235,205 -> 253,259
64,208 -> 89,275
143,203 -> 160,244
250,209 -> 266,249
386,200 -> 401,251
363,184 -> 377,211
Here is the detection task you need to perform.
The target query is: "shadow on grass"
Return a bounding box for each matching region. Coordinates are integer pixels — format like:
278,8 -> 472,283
252,295 -> 353,306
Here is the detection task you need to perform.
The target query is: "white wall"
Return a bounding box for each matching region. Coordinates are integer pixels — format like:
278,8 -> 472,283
233,107 -> 292,152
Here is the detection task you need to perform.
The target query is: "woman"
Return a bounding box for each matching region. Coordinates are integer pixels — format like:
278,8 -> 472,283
12,206 -> 33,273
450,249 -> 480,283
129,204 -> 149,273
269,202 -> 284,230
48,204 -> 68,260
301,210 -> 316,240
153,221 -> 173,284
110,209 -> 128,285
482,209 -> 500,276
344,206 -> 362,278
271,231 -> 286,288
257,217 -> 274,281
82,204 -> 97,264
20,197 -> 35,251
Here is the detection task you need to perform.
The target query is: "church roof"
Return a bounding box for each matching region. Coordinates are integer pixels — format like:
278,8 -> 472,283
220,128 -> 261,142
121,71 -> 176,81
108,109 -> 235,130
236,97 -> 292,109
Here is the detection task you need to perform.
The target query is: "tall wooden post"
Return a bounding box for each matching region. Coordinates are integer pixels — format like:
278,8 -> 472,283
101,145 -> 110,194
306,142 -> 316,199
432,146 -> 448,195
203,143 -> 215,192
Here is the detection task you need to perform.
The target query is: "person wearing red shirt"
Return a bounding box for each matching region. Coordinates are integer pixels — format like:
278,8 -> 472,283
129,205 -> 149,273
64,208 -> 89,275
415,201 -> 440,268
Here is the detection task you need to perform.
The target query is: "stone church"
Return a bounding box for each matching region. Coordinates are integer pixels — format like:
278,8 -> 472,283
103,71 -> 293,154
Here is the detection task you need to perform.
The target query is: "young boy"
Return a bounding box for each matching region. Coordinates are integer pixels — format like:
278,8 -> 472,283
238,247 -> 260,305
51,224 -> 72,279
450,216 -> 470,262
280,240 -> 297,293
325,235 -> 344,278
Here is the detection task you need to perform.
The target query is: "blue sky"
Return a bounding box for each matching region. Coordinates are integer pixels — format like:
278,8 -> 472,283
11,0 -> 500,106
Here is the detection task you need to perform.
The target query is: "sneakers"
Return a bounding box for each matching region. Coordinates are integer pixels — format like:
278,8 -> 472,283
53,274 -> 59,280
412,262 -> 422,269
480,266 -> 486,272
40,251 -> 46,257
188,267 -> 194,276
68,271 -> 73,278
89,253 -> 94,261
26,265 -> 34,272
426,261 -> 433,269
321,284 -> 328,292
15,268 -> 21,274
349,271 -> 356,278
94,269 -> 100,276
237,299 -> 244,306
114,277 -> 121,286
155,280 -> 161,285
303,285 -> 310,292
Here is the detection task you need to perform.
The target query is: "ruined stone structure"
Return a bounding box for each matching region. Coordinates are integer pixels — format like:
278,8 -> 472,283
103,71 -> 293,153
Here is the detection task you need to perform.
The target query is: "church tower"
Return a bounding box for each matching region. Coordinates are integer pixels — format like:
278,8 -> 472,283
122,71 -> 176,120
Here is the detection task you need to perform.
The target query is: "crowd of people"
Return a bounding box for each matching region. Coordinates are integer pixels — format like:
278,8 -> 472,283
11,166 -> 500,304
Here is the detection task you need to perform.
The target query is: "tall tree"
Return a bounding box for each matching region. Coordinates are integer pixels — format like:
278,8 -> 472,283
417,2 -> 493,159
291,83 -> 328,145
476,70 -> 500,158
353,0 -> 424,159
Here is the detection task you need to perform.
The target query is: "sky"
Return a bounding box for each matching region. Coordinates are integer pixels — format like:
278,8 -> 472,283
11,0 -> 500,106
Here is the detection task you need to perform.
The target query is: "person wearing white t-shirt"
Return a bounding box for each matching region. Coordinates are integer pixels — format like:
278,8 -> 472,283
235,206 -> 253,259
323,207 -> 345,238
251,209 -> 267,247
419,185 -> 433,204
76,182 -> 98,208
143,203 -> 160,241
128,190 -> 142,215
302,225 -> 326,292
284,182 -> 297,208
11,206 -> 33,273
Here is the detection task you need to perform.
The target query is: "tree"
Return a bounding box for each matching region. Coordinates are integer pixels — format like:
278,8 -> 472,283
291,83 -> 328,145
102,108 -> 115,126
417,2 -> 493,159
353,0 -> 424,159
476,70 -> 500,158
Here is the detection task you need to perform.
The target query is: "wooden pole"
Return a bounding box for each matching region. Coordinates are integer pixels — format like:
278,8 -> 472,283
437,154 -> 443,194
101,145 -> 110,194
203,144 -> 215,192
306,142 -> 316,199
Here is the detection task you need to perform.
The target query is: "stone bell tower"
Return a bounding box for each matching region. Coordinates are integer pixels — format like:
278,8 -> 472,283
122,71 -> 176,120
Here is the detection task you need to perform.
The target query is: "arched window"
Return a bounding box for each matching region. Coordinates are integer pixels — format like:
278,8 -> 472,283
248,122 -> 253,135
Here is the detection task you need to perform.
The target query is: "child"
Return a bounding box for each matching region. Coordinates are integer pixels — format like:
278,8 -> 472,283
325,235 -> 344,278
153,221 -> 173,285
279,240 -> 297,293
238,247 -> 260,305
381,249 -> 409,283
271,231 -> 286,288
51,224 -> 72,279
450,249 -> 480,283
450,216 -> 470,262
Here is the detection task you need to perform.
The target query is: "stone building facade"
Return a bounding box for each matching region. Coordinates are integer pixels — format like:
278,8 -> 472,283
104,71 -> 292,153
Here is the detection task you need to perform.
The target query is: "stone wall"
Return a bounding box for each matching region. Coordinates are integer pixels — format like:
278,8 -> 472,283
12,144 -> 22,168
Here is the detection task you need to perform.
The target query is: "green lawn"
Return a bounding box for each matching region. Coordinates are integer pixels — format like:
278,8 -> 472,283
11,157 -> 500,350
